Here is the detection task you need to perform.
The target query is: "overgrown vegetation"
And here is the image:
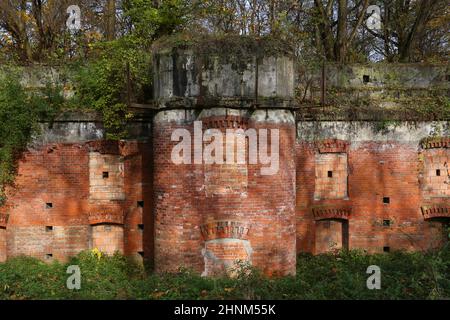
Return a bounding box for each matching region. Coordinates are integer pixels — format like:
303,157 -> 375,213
0,1 -> 185,201
0,247 -> 449,300
0,70 -> 63,204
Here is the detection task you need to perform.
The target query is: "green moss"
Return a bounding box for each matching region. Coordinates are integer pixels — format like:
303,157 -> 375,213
153,33 -> 294,59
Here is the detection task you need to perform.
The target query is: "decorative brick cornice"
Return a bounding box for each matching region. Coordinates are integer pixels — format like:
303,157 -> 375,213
312,206 -> 352,220
316,139 -> 349,153
201,220 -> 250,241
87,202 -> 125,225
421,205 -> 450,220
0,214 -> 9,228
421,137 -> 449,149
202,116 -> 249,130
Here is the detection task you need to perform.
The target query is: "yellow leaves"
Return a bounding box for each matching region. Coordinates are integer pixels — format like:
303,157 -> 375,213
91,248 -> 103,260
85,31 -> 104,44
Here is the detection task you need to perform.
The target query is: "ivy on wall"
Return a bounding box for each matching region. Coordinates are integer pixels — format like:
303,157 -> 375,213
0,69 -> 63,205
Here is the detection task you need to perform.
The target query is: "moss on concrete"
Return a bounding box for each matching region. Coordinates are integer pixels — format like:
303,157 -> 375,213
153,33 -> 294,59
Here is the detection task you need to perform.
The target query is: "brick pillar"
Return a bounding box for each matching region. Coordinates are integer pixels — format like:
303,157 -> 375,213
153,110 -> 204,273
87,144 -> 126,255
152,36 -> 296,276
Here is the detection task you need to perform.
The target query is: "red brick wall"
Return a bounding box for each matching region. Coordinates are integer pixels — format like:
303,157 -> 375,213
296,139 -> 449,254
0,140 -> 153,262
122,141 -> 153,261
0,117 -> 447,276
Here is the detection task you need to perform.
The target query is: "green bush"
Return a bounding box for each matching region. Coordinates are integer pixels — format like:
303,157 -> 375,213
0,246 -> 449,300
0,70 -> 63,204
0,256 -> 66,300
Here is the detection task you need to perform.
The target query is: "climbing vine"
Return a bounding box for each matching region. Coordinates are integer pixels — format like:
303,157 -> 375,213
0,69 -> 63,205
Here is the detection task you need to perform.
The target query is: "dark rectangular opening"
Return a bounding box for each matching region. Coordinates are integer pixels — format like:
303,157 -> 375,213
383,197 -> 390,204
138,224 -> 144,231
363,75 -> 370,83
46,226 -> 53,232
327,171 -> 333,178
102,171 -> 109,179
137,201 -> 144,208
138,251 -> 144,258
342,220 -> 349,251
383,220 -> 391,227
45,203 -> 53,209
383,246 -> 390,253
436,169 -> 441,176
45,253 -> 53,259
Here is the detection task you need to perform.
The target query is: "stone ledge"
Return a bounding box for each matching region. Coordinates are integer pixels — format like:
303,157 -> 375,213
421,204 -> 450,220
155,97 -> 296,110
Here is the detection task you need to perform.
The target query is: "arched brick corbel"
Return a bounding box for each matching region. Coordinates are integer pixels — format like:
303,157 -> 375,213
202,115 -> 249,130
316,139 -> 350,153
421,205 -> 450,220
420,137 -> 450,149
312,206 -> 352,220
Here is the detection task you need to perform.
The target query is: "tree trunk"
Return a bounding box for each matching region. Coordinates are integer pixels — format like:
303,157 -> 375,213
335,0 -> 348,62
399,0 -> 435,62
105,0 -> 116,41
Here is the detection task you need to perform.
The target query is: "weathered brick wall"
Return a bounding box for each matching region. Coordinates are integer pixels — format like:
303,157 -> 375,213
0,128 -> 153,262
0,117 -> 447,275
153,108 -> 297,276
420,147 -> 450,198
91,224 -> 124,254
296,122 -> 449,255
314,153 -> 348,200
122,140 -> 153,261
